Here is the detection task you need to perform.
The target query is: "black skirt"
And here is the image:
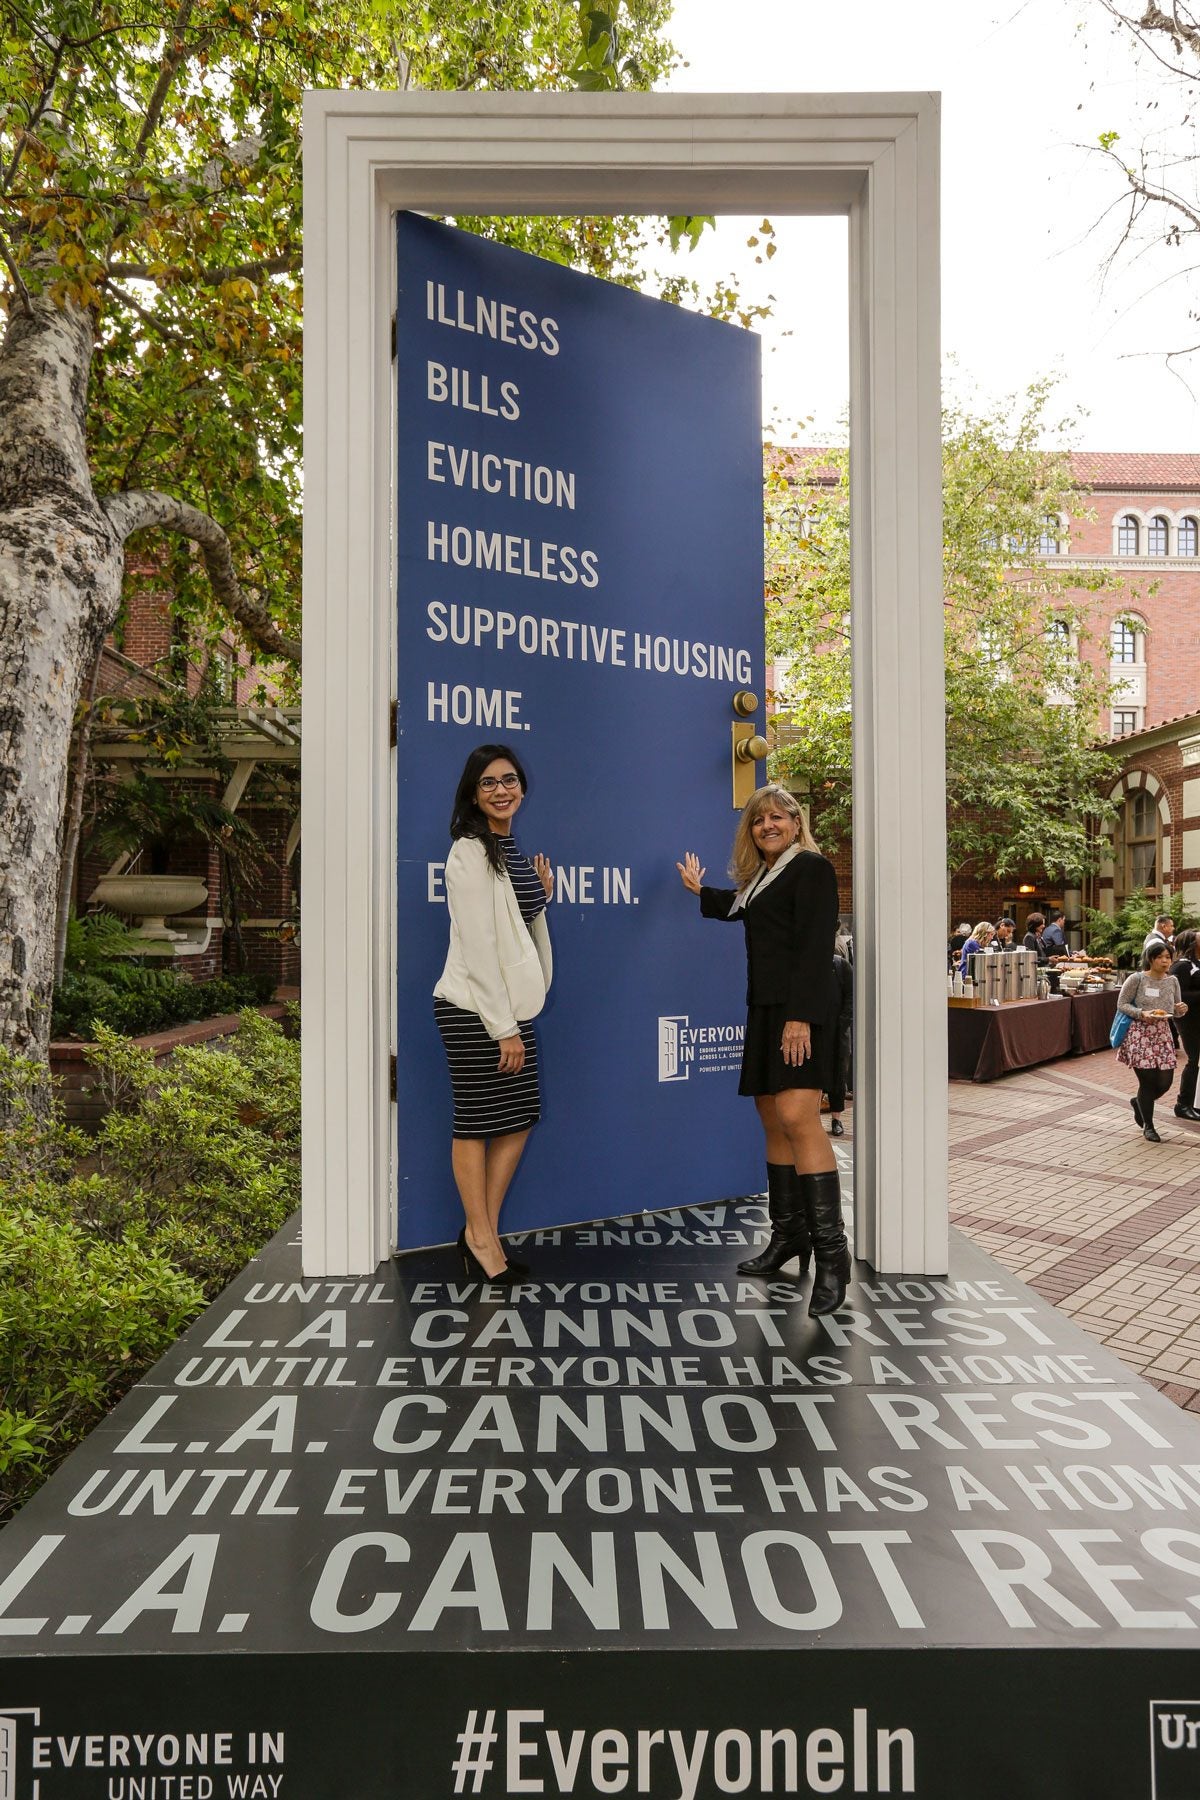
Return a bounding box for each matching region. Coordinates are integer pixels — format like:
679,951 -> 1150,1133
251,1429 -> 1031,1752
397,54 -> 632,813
434,998 -> 541,1138
738,1004 -> 833,1097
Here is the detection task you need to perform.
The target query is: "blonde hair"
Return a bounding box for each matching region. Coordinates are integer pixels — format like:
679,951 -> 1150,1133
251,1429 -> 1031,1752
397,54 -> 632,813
729,785 -> 820,888
972,921 -> 994,942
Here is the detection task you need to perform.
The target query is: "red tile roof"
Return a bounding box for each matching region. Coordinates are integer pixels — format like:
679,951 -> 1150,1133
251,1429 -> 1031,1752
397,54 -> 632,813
770,446 -> 1200,495
1067,452 -> 1200,492
1111,707 -> 1200,745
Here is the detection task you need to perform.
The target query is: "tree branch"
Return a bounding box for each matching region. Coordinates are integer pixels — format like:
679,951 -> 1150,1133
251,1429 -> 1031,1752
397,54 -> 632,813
1120,159 -> 1200,234
105,281 -> 189,343
1095,0 -> 1200,76
107,252 -> 300,284
130,0 -> 199,174
0,224 -> 33,317
0,35 -> 65,197
100,490 -> 302,665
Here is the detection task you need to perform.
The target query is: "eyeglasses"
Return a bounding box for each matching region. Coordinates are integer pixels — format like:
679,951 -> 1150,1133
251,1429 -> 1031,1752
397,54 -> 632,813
477,772 -> 521,792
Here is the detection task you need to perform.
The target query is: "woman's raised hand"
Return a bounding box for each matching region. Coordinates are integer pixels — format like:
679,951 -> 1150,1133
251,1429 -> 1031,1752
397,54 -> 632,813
533,853 -> 554,900
676,851 -> 706,895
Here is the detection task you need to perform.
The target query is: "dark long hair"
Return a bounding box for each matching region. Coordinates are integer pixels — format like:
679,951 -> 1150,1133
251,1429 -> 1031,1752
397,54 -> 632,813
449,743 -> 529,874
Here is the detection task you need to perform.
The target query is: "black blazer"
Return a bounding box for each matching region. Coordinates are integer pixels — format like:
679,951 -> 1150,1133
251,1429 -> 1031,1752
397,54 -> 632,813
1170,957 -> 1200,1028
700,850 -> 839,1023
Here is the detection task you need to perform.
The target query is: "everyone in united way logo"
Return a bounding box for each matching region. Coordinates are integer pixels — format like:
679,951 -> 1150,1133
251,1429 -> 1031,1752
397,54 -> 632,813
657,1015 -> 743,1082
1151,1700 -> 1200,1798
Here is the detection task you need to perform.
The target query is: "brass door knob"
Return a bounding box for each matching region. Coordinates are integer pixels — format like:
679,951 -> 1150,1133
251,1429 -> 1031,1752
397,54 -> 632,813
732,689 -> 759,717
731,723 -> 769,807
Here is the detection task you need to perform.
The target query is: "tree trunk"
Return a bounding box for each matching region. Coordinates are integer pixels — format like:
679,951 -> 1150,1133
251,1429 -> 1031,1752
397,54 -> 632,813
52,644 -> 104,987
0,287 -> 124,1067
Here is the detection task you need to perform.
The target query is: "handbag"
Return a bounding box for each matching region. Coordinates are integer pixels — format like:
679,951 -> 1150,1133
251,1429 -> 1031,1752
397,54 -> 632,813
1110,1009 -> 1132,1049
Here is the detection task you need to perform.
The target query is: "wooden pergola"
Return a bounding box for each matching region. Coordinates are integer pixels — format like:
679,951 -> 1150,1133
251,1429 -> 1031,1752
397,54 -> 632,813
91,704 -> 302,872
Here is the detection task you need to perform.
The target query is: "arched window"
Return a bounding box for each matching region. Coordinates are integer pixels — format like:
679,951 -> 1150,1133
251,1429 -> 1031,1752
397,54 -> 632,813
1122,789 -> 1159,895
1037,516 -> 1061,554
1117,515 -> 1140,555
1180,516 -> 1198,557
1110,619 -> 1139,664
1148,515 -> 1170,556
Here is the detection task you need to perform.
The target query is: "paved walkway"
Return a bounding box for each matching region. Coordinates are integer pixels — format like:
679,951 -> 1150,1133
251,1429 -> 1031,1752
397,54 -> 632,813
944,1049 -> 1200,1414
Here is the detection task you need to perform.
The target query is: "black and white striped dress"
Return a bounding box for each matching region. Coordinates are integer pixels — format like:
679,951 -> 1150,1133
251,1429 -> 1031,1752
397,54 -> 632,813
434,835 -> 548,1139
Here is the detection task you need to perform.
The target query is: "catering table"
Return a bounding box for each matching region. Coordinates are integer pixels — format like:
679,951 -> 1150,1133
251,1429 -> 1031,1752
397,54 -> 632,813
1068,986 -> 1120,1055
948,996 -> 1074,1082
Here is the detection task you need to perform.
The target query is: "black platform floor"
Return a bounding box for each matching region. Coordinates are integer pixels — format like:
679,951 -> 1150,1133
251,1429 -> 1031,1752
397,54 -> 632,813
3,1187 -> 1200,1796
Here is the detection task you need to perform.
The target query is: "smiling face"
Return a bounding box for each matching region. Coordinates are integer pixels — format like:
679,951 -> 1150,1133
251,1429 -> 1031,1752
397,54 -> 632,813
475,757 -> 524,833
750,800 -> 800,867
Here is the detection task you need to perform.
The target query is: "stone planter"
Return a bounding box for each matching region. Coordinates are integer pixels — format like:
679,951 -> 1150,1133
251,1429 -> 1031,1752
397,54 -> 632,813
89,875 -> 208,942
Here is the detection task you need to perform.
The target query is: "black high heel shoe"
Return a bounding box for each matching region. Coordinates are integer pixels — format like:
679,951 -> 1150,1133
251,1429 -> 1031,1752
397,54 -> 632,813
457,1228 -> 529,1278
459,1229 -> 519,1286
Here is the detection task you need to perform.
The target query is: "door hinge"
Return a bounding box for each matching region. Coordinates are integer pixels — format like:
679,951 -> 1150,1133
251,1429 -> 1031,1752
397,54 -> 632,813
390,313 -> 397,361
389,698 -> 397,746
389,1054 -> 397,1101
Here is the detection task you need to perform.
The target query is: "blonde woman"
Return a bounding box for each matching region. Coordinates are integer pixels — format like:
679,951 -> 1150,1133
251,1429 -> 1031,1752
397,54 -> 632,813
676,785 -> 848,1315
958,920 -> 994,979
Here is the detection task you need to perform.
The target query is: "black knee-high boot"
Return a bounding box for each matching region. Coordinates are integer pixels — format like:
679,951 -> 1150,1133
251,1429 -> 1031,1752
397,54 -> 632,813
803,1170 -> 851,1315
738,1163 -> 812,1275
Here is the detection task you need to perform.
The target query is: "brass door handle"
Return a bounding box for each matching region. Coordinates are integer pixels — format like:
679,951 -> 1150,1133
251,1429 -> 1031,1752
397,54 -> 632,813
731,723 -> 769,807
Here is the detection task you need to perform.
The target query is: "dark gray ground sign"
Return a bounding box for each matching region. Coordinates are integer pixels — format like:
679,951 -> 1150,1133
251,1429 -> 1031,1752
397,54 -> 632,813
2,1193 -> 1200,1795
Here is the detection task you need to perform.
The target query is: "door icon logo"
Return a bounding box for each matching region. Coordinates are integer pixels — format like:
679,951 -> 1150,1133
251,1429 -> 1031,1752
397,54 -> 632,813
0,1709 -> 40,1800
658,1016 -> 691,1081
0,1716 -> 15,1800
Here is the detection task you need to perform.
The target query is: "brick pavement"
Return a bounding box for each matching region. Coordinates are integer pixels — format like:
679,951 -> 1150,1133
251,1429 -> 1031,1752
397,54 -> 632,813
945,1049 -> 1200,1413
832,1050 -> 1200,1411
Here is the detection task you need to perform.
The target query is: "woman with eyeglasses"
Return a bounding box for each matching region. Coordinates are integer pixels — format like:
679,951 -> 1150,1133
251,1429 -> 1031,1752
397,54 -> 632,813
676,785 -> 848,1315
434,743 -> 553,1283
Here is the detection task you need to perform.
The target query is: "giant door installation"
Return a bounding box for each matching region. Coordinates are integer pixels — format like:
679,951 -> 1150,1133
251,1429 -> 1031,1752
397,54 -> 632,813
395,215 -> 768,1247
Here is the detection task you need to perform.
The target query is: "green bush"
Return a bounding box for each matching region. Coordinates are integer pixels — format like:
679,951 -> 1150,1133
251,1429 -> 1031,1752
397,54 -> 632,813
0,1204 -> 202,1512
0,1007 -> 300,1520
1082,888 -> 1200,968
52,967 -> 274,1040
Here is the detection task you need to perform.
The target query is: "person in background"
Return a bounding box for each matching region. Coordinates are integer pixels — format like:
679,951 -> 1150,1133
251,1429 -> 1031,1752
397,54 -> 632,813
1116,941 -> 1187,1143
826,942 -> 853,1137
1170,928 -> 1200,1122
948,921 -> 972,968
1143,913 -> 1176,955
990,917 -> 1016,950
433,743 -> 553,1283
1042,909 -> 1068,955
1022,912 -> 1049,967
676,785 -> 849,1315
959,920 -> 994,978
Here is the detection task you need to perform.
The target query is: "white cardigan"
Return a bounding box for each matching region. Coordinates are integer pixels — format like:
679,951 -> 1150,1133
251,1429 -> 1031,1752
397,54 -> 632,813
433,836 -> 553,1040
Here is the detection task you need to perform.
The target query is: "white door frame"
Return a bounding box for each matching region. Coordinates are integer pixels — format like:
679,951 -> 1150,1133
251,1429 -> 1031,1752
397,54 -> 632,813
300,92 -> 947,1278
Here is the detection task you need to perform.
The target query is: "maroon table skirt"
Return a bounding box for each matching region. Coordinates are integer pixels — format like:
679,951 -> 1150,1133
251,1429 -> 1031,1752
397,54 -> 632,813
1069,986 -> 1120,1054
948,997 -> 1074,1082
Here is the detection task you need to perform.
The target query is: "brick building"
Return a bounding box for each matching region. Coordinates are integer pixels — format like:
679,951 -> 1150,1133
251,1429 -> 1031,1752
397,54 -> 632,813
772,450 -> 1200,940
1047,453 -> 1200,930
75,554 -> 300,987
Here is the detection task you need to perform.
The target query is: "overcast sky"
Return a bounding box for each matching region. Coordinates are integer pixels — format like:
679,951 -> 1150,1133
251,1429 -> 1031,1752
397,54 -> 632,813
659,0 -> 1199,451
